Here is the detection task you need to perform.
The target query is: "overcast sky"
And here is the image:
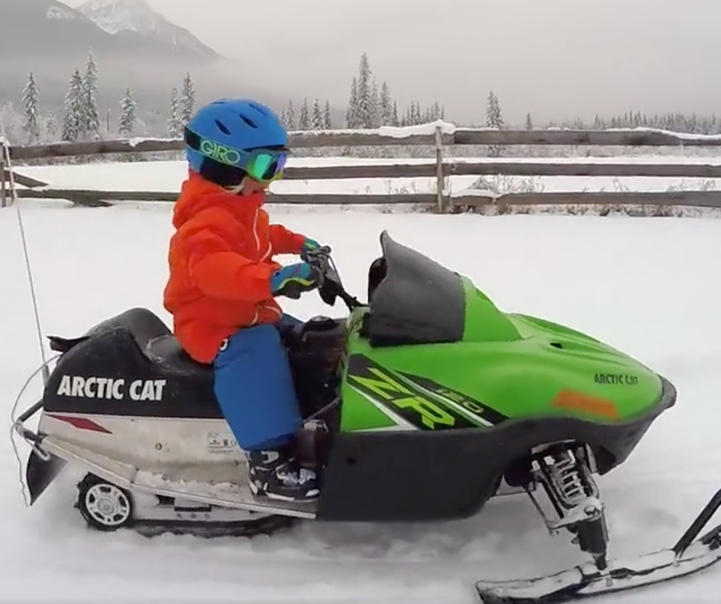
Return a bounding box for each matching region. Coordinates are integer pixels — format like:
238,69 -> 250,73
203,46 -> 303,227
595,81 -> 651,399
64,0 -> 721,124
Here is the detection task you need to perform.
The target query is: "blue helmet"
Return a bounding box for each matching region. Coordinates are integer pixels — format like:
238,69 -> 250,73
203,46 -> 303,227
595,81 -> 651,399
183,98 -> 287,173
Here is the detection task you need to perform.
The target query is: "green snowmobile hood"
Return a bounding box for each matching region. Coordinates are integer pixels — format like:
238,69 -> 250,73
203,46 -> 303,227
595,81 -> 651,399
336,232 -> 664,433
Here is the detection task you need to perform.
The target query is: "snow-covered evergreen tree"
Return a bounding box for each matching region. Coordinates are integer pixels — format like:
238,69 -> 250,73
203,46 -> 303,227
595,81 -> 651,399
298,98 -> 310,129
62,69 -> 84,142
403,101 -> 422,126
323,100 -> 332,129
311,98 -> 324,129
81,52 -> 100,138
286,100 -> 296,130
486,91 -> 504,128
525,112 -> 533,129
45,114 -> 58,141
346,77 -> 359,128
21,72 -> 40,143
168,86 -> 181,137
486,91 -> 504,156
119,88 -> 137,135
179,73 -> 195,127
427,101 -> 443,121
379,81 -> 393,126
371,78 -> 383,127
355,53 -> 374,128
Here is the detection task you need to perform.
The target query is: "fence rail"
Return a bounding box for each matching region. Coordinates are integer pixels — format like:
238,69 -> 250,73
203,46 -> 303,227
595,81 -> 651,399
7,126 -> 721,160
12,188 -> 721,211
2,123 -> 721,212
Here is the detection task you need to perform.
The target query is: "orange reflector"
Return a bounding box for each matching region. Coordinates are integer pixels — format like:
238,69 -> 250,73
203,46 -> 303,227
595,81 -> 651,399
551,390 -> 620,420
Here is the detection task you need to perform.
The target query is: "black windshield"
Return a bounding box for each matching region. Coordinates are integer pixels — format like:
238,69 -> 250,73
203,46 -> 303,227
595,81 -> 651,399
365,231 -> 465,347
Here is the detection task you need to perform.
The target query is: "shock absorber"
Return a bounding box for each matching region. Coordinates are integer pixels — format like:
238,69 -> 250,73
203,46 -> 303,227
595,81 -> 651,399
534,445 -> 609,569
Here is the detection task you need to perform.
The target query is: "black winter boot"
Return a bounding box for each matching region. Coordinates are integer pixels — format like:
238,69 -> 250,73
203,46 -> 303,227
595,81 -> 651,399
245,447 -> 319,501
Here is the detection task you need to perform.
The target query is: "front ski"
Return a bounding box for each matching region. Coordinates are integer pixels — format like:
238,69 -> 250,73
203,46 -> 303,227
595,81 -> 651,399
476,488 -> 721,603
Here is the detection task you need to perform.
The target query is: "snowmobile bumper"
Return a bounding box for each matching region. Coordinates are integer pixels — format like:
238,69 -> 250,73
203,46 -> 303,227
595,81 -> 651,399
13,399 -> 67,505
475,487 -> 721,603
25,448 -> 67,505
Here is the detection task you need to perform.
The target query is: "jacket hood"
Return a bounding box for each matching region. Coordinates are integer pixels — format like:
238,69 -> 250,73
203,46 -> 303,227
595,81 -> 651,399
172,170 -> 265,229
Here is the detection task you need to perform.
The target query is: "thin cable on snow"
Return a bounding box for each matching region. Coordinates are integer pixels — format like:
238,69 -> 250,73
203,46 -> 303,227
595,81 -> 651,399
1,120 -> 53,506
0,120 -> 49,383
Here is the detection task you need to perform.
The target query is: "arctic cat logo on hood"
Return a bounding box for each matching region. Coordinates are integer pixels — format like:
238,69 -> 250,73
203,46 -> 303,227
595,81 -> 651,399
56,375 -> 167,402
594,373 -> 639,386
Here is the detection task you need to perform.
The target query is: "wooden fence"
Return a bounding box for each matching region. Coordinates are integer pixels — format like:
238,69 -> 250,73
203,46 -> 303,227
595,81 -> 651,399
2,124 -> 721,212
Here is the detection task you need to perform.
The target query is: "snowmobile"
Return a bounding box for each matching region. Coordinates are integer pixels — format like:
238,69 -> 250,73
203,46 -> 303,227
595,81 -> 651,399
12,230 -> 721,603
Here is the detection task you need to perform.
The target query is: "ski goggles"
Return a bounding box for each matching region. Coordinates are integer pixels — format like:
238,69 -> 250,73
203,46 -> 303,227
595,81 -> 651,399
239,148 -> 288,183
185,129 -> 289,183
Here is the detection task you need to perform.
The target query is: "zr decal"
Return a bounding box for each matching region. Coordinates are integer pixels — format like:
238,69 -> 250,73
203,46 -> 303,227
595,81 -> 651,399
347,355 -> 507,430
396,371 -> 508,426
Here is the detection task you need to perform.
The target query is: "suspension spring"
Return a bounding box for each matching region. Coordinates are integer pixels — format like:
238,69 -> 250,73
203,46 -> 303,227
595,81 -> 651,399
544,449 -> 589,509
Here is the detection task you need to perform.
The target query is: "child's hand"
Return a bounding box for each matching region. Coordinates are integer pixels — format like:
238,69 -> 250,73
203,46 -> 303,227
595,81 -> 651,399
270,262 -> 321,299
301,237 -> 327,255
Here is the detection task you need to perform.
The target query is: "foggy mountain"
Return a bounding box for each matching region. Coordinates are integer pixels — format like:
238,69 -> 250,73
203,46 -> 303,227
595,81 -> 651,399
76,0 -> 217,59
0,0 -> 287,127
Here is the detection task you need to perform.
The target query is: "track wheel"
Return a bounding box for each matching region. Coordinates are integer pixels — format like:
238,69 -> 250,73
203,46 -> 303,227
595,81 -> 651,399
76,474 -> 133,532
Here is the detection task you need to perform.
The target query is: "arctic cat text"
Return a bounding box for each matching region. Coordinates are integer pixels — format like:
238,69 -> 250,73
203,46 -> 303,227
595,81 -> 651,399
56,376 -> 167,401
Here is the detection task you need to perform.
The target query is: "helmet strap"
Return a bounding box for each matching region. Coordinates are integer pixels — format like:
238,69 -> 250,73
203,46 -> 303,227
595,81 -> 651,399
226,180 -> 244,195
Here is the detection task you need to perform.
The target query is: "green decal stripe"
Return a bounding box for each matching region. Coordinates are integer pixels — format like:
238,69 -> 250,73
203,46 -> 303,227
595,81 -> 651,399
347,384 -> 418,430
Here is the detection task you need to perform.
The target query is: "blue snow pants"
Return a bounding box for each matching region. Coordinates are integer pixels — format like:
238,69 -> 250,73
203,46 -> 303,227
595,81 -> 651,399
212,314 -> 303,451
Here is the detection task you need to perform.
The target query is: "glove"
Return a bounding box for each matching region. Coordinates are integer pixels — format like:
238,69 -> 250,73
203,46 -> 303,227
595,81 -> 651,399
270,262 -> 321,299
300,237 -> 332,263
300,237 -> 327,255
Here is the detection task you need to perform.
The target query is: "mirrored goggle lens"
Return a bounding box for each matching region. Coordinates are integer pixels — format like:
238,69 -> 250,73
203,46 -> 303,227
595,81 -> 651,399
247,152 -> 288,182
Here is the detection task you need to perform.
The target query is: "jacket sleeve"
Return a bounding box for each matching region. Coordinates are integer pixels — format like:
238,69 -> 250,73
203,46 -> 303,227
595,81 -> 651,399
182,209 -> 275,302
269,223 -> 306,255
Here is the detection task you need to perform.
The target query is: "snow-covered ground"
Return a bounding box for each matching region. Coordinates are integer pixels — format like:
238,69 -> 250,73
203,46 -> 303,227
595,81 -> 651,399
2,161 -> 721,602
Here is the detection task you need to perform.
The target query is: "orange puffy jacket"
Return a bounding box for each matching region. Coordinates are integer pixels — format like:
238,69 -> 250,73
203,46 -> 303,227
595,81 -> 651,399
163,171 -> 307,363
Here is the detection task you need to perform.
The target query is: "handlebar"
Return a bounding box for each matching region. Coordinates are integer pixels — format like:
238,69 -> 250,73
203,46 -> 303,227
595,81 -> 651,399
301,246 -> 363,311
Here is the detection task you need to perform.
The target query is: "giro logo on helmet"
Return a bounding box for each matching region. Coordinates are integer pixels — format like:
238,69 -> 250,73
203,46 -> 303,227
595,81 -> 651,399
200,139 -> 242,166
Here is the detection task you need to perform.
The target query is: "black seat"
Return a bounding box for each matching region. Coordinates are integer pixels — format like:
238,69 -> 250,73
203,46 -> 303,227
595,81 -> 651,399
46,307 -> 222,419
85,307 -> 211,377
144,334 -> 213,377
86,306 -> 170,345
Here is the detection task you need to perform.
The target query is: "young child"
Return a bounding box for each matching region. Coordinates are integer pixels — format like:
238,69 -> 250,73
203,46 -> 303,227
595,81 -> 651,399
163,98 -> 325,502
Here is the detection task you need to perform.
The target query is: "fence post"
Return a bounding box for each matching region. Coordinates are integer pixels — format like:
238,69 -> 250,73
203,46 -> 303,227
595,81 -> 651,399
434,124 -> 446,213
0,159 -> 6,208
